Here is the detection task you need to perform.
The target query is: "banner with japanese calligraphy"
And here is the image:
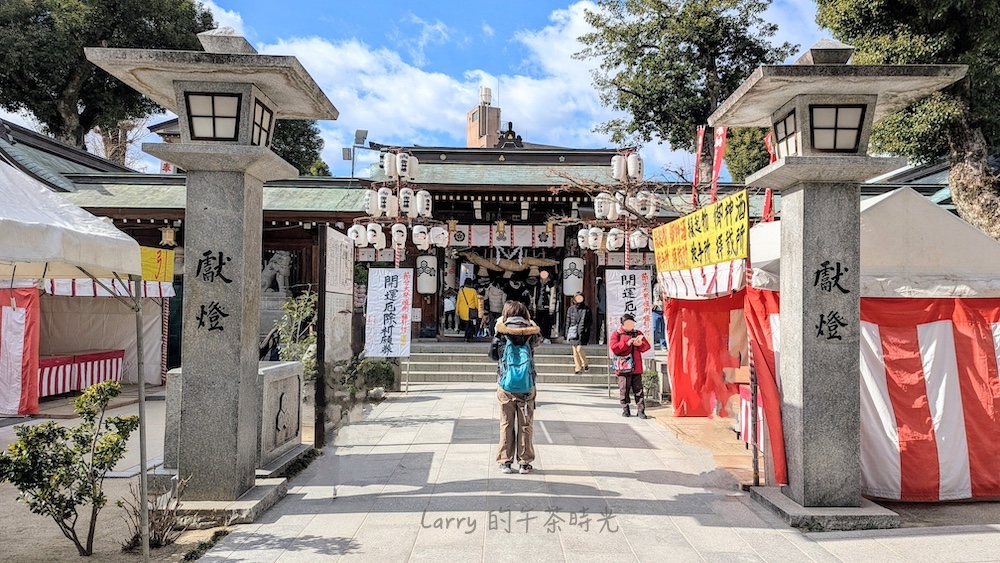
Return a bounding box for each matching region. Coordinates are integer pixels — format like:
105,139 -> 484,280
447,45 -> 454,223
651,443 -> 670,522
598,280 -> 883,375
604,269 -> 654,364
652,190 -> 749,273
364,268 -> 412,358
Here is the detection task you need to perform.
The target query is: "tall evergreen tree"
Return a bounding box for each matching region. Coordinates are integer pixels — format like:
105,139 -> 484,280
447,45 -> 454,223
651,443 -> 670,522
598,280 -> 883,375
0,0 -> 215,149
816,0 -> 1000,239
271,120 -> 329,177
575,0 -> 794,181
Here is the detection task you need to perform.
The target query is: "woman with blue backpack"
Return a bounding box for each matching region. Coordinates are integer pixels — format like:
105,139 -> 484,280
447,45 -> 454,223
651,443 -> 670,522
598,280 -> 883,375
489,300 -> 541,475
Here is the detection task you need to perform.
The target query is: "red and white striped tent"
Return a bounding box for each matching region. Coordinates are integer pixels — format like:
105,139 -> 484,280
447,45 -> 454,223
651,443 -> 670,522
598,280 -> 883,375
748,187 -> 1000,501
0,160 -> 141,415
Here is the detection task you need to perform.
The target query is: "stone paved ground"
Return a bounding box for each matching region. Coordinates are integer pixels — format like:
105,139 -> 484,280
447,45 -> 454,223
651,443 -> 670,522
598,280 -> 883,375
202,383 -> 1000,562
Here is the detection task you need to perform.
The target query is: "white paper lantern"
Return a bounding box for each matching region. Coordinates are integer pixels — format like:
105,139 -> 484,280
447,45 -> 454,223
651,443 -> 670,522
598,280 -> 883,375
416,190 -> 433,218
407,155 -> 419,181
562,257 -> 585,296
430,226 -> 449,248
629,228 -> 649,249
607,198 -> 620,221
366,223 -> 381,244
625,196 -> 639,216
382,152 -> 397,180
391,223 -> 407,248
399,187 -> 416,218
611,155 -> 626,181
588,227 -> 604,251
576,229 -> 588,249
363,190 -> 379,216
373,231 -> 387,250
347,224 -> 368,247
627,153 -> 643,180
412,225 -> 430,250
395,152 -> 410,178
387,194 -> 399,218
594,192 -> 613,219
645,193 -> 659,219
634,190 -> 650,216
616,192 -> 635,219
416,255 -> 437,294
377,187 -> 393,217
606,228 -> 625,251
648,237 -> 655,251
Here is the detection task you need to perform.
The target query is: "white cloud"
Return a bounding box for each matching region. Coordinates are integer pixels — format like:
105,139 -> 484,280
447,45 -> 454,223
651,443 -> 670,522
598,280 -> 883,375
482,22 -> 495,39
391,14 -> 453,68
199,0 -> 248,37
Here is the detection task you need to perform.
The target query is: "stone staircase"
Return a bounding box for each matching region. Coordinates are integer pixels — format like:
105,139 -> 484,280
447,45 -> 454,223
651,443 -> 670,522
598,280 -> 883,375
403,342 -> 612,385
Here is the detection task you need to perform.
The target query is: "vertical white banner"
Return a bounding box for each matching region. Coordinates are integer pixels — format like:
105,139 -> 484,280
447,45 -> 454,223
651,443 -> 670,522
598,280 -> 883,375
605,269 -> 654,363
0,306 -> 26,415
365,268 -> 413,358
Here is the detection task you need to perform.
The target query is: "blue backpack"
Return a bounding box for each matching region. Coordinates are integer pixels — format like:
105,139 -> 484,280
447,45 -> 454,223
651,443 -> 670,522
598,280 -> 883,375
499,338 -> 536,394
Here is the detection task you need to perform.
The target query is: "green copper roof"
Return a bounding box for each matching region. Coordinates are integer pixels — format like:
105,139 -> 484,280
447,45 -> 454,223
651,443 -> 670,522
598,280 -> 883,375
0,136 -> 79,192
59,182 -> 367,213
369,162 -> 615,186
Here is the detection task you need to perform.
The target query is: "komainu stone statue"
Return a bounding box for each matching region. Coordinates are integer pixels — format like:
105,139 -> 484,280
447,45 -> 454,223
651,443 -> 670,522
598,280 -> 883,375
261,250 -> 292,294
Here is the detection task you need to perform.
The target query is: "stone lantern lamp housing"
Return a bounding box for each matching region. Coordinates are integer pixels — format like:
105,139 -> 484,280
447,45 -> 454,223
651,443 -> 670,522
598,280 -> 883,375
86,28 -> 338,178
710,39 -> 966,189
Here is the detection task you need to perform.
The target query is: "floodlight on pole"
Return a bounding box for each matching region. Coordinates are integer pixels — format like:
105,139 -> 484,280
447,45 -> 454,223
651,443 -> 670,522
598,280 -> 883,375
350,129 -> 375,178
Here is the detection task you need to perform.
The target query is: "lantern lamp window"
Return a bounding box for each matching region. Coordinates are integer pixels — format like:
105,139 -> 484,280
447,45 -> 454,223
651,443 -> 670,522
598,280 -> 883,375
774,110 -> 797,157
252,99 -> 274,147
185,93 -> 241,141
810,105 -> 865,152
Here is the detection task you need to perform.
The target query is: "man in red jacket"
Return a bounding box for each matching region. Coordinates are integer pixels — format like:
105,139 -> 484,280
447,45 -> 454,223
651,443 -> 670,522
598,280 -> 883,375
609,313 -> 652,418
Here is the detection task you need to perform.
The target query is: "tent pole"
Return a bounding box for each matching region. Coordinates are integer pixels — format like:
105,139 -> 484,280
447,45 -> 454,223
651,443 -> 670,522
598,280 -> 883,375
129,274 -> 150,562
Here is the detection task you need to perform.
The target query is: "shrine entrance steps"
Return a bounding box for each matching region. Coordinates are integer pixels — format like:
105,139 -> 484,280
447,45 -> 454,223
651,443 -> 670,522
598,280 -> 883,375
405,343 -> 610,384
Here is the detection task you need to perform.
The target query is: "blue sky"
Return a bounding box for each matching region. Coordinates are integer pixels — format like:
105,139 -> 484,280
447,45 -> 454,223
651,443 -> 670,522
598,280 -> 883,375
3,0 -> 826,177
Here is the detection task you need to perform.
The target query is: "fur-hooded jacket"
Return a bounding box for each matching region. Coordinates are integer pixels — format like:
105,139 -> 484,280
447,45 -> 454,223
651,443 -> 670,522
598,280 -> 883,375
488,316 -> 541,363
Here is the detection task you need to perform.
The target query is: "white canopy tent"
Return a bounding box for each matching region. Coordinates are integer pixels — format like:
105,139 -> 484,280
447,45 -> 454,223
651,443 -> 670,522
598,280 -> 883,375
0,160 -> 140,280
750,187 -> 1000,297
0,159 -> 152,557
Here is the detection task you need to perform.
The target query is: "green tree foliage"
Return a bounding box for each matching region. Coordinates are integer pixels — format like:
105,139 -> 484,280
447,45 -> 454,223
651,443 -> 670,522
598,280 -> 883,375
576,0 -> 795,177
277,290 -> 318,380
0,0 -> 214,149
0,382 -> 139,556
816,0 -> 1000,239
272,120 -> 329,176
726,127 -> 771,183
308,158 -> 331,177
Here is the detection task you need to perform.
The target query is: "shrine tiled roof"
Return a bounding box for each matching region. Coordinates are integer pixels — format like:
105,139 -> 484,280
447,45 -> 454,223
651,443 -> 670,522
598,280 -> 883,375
59,175 -> 367,213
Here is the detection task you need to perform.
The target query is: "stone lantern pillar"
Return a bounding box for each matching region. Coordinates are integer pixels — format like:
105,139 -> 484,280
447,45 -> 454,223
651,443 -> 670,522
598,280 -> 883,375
708,40 -> 965,526
86,30 -> 338,502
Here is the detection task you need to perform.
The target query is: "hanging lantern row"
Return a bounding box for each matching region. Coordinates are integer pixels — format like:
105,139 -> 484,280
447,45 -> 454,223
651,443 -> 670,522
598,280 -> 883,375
363,187 -> 433,219
347,223 -> 451,251
611,152 -> 643,182
576,227 -> 652,252
593,190 -> 658,220
381,151 -> 420,182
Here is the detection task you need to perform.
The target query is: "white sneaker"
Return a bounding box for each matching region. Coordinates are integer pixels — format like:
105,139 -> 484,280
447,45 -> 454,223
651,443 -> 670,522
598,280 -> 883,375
543,339 -> 551,344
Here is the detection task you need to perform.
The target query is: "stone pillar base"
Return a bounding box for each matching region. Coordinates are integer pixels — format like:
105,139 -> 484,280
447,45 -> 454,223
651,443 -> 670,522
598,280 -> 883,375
750,487 -> 900,532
